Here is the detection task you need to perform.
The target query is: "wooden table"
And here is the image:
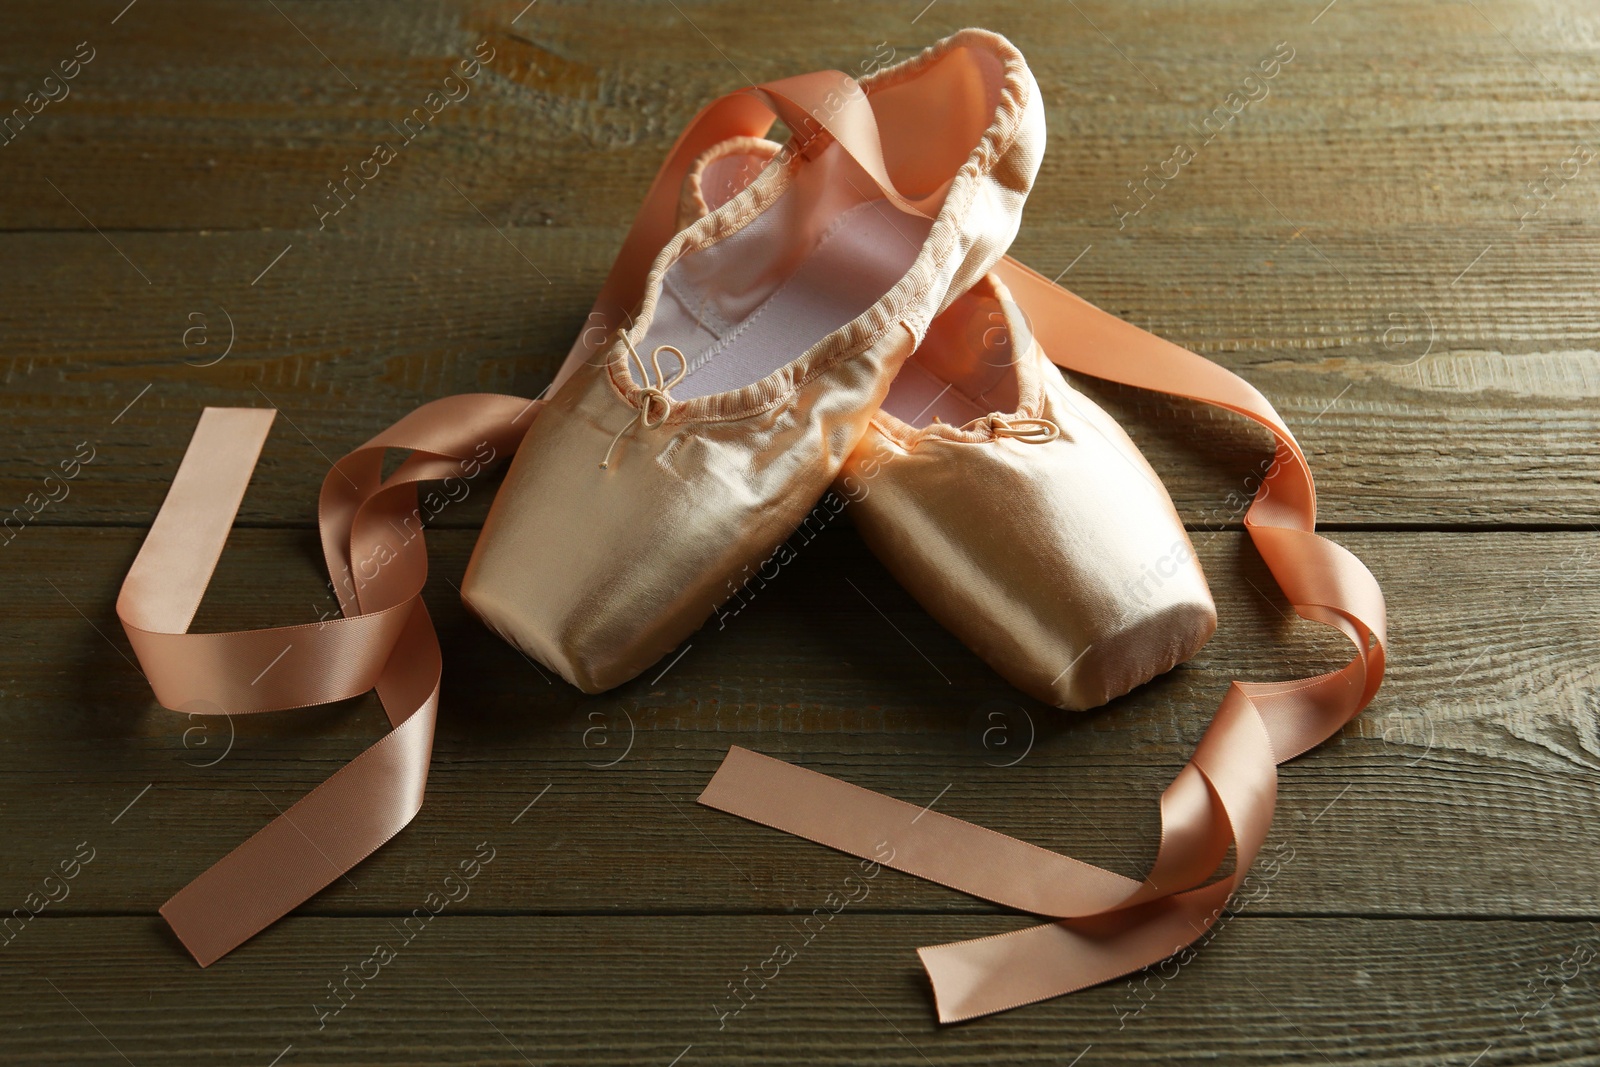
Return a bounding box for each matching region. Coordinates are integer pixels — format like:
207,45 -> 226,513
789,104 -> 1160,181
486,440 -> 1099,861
3,1 -> 1597,1063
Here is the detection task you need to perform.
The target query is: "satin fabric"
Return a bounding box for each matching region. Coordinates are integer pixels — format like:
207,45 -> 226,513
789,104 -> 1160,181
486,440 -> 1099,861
115,29 -> 1385,1024
679,142 -> 1216,710
116,31 -> 1047,965
117,396 -> 538,965
460,322 -> 918,691
841,277 -> 1216,710
698,254 -> 1387,1022
462,31 -> 1044,691
547,30 -> 1045,400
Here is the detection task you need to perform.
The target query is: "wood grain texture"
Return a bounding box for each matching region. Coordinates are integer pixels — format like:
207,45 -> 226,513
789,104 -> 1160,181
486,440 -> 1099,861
2,0 -> 1597,1062
2,527 -> 1596,920
3,916 -> 1598,1066
3,1 -> 1599,234
1,227 -> 1598,526
2,1 -> 1597,524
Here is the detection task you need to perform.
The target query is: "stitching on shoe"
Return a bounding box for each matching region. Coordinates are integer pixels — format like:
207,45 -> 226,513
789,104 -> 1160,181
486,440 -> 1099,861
662,271 -> 734,338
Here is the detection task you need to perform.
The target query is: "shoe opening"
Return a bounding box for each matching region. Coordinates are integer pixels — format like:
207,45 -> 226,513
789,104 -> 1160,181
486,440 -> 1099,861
638,36 -> 1017,403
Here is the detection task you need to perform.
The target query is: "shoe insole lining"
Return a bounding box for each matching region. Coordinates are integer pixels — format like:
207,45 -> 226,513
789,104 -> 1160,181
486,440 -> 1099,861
655,199 -> 932,401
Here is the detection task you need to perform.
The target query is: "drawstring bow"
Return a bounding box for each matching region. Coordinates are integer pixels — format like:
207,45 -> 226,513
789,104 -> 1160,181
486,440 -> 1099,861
600,335 -> 688,470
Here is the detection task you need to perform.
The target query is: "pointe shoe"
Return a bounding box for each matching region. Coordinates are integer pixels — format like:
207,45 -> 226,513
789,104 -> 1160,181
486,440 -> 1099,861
681,138 -> 1215,710
845,277 -> 1217,708
462,30 -> 1046,691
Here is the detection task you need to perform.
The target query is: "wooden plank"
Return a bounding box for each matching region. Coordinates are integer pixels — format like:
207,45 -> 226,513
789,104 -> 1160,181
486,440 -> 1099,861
2,526 -> 1596,918
0,225 -> 1596,527
2,1 -> 1598,234
2,0 -> 1596,1060
2,915 -> 1595,1065
5,2 -> 1598,528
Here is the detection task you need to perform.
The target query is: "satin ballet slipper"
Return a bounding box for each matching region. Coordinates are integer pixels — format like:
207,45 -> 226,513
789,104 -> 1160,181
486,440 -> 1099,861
462,29 -> 1045,691
681,138 -> 1215,709
843,277 -> 1216,708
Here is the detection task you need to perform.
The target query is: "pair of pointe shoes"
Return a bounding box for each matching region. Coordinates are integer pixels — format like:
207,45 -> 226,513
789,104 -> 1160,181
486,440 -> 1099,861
462,29 -> 1215,709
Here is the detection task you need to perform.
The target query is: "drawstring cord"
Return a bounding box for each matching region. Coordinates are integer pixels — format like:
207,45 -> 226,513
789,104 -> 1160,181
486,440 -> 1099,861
928,412 -> 1061,443
975,414 -> 1060,443
600,335 -> 688,470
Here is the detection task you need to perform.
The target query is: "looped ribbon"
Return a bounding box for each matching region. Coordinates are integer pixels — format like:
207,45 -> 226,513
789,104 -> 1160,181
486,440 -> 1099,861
118,68 -> 923,967
116,60 -> 1386,1017
600,337 -> 688,470
983,414 -> 1060,443
117,395 -> 539,965
698,253 -> 1387,1022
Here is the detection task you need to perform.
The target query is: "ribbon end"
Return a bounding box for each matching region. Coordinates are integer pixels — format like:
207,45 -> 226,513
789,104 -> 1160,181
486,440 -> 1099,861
916,946 -> 960,1024
159,898 -> 224,968
697,745 -> 759,809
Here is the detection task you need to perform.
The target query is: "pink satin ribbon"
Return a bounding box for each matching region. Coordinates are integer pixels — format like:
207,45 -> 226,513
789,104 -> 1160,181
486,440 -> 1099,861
698,256 -> 1387,1021
118,70 -> 921,966
118,396 -> 538,965
119,63 -> 1385,1024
